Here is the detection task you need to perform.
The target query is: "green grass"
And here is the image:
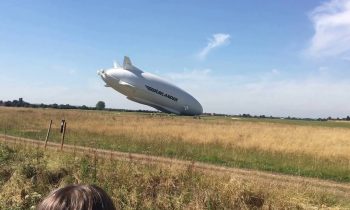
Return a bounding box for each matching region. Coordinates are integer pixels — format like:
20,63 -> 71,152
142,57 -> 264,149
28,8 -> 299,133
200,115 -> 350,129
3,126 -> 350,182
242,118 -> 350,128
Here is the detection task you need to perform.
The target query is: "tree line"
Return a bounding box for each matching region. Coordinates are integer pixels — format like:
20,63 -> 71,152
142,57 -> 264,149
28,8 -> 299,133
1,98 -> 349,121
0,98 -> 156,113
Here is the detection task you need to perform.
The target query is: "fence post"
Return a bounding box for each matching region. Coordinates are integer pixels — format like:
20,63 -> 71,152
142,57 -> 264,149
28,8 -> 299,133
73,140 -> 76,158
60,121 -> 67,151
93,149 -> 97,183
44,120 -> 52,149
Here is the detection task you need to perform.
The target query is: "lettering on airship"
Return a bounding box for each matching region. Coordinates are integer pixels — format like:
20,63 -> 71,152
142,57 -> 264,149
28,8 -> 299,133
145,85 -> 178,102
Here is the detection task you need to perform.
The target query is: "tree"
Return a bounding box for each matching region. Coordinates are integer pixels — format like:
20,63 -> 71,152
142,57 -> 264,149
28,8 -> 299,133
52,103 -> 58,109
96,101 -> 105,110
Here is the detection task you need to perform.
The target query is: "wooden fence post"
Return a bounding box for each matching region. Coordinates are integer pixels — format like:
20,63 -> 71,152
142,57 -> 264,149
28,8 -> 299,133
4,125 -> 6,141
44,120 -> 52,149
93,149 -> 97,183
60,122 -> 67,151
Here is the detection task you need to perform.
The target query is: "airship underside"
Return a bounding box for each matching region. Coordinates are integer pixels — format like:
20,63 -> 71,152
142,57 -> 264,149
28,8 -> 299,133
98,56 -> 203,116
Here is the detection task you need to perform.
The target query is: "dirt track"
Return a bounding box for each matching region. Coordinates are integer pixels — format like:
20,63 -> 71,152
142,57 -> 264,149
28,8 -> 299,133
1,134 -> 350,196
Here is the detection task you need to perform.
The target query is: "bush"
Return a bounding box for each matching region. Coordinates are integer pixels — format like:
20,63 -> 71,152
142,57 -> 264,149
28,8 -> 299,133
20,164 -> 37,178
0,145 -> 14,163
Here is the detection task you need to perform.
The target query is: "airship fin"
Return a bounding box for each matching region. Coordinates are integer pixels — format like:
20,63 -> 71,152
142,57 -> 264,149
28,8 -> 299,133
122,56 -> 143,73
124,56 -> 132,65
113,61 -> 120,68
123,56 -> 133,69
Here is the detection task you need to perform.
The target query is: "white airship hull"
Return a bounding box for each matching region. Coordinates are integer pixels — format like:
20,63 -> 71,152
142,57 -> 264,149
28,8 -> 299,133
99,57 -> 203,116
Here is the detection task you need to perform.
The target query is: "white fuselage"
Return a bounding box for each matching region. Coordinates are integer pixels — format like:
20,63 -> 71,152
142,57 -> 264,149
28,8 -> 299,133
100,67 -> 203,115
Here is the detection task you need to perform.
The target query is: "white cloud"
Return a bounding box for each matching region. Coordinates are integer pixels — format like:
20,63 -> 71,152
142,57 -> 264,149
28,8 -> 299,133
197,33 -> 230,60
164,68 -> 350,118
166,68 -> 211,80
307,0 -> 350,58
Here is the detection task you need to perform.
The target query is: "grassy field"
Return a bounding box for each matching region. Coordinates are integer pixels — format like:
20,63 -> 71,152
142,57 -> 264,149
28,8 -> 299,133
1,107 -> 350,182
0,143 -> 349,209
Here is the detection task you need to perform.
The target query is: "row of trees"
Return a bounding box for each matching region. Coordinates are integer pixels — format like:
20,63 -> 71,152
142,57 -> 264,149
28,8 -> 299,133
203,113 -> 350,121
1,98 -> 350,120
0,98 -> 106,110
238,113 -> 350,121
0,98 -> 155,113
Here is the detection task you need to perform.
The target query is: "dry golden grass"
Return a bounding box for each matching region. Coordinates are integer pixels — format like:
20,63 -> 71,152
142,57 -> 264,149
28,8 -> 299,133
1,107 -> 349,159
2,107 -> 350,182
1,143 -> 349,209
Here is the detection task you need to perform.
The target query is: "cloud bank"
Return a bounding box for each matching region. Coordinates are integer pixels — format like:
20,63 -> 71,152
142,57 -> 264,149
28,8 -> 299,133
307,0 -> 350,58
163,68 -> 350,118
3,67 -> 350,118
197,33 -> 230,59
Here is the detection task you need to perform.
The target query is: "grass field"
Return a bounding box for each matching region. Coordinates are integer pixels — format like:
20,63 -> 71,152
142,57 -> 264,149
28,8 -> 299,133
1,143 -> 349,209
1,107 -> 350,182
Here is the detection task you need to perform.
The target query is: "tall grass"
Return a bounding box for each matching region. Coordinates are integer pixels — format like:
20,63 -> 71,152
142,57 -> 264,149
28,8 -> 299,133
0,143 -> 349,209
1,107 -> 350,181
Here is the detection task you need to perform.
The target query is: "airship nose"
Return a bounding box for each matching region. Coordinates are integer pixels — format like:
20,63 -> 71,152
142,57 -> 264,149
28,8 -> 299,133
98,69 -> 118,86
97,69 -> 105,77
98,69 -> 110,83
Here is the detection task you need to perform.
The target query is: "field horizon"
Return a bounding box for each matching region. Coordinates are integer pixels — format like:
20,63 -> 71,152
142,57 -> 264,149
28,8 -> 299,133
1,107 -> 350,208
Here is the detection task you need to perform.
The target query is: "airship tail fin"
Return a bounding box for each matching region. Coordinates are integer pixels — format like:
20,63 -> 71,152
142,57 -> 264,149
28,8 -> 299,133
122,56 -> 143,73
123,56 -> 133,69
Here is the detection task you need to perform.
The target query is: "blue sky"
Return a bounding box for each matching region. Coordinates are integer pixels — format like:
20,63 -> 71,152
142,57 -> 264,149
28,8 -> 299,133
1,0 -> 350,118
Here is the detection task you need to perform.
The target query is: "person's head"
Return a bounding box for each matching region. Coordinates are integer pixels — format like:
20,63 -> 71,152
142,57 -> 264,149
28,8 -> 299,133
37,184 -> 116,210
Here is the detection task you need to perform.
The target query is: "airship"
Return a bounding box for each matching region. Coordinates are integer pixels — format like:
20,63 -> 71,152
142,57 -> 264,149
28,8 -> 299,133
98,56 -> 203,115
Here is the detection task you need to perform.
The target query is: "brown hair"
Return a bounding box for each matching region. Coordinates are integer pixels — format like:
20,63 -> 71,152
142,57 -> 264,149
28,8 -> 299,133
37,184 -> 116,210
